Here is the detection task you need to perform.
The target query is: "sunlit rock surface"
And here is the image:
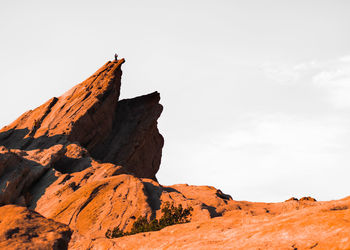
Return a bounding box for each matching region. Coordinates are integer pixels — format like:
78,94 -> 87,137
0,58 -> 348,249
0,205 -> 72,250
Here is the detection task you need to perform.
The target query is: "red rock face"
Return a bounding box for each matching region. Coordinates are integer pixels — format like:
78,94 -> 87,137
0,205 -> 72,250
0,59 -> 123,150
0,58 -> 169,248
80,197 -> 350,250
0,145 -> 66,205
0,58 -> 163,180
90,92 -> 164,180
0,57 -> 348,249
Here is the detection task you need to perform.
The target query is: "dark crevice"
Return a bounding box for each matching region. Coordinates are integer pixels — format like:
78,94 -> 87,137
29,97 -> 59,138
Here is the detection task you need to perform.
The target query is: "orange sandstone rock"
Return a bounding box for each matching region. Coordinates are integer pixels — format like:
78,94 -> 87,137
0,56 -> 349,249
74,196 -> 350,250
0,58 -> 163,185
0,205 -> 72,250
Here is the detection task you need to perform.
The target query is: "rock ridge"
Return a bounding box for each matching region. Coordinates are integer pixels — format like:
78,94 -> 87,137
0,56 -> 348,249
0,58 -> 163,181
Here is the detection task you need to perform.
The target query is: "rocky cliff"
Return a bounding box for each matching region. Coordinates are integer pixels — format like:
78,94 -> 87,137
0,57 -> 349,249
0,59 -> 163,180
0,58 -> 235,249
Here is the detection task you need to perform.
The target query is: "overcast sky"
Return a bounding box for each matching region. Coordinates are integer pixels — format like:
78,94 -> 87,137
1,0 -> 349,202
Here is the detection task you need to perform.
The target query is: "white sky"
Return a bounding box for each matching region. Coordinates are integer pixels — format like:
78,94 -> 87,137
1,0 -> 349,202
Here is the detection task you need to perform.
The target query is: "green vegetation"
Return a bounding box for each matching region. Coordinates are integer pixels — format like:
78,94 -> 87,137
330,205 -> 348,211
105,202 -> 193,239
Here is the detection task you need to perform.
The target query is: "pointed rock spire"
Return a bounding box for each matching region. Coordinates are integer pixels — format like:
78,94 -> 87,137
0,58 -> 163,180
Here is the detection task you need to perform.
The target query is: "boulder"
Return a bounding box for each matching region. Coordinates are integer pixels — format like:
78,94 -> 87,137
0,205 -> 72,250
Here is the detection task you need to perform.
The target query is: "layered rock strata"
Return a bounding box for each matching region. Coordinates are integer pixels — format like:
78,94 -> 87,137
81,197 -> 350,250
0,58 -> 234,248
1,57 -> 348,249
0,58 -> 163,181
0,205 -> 72,250
0,59 -> 164,206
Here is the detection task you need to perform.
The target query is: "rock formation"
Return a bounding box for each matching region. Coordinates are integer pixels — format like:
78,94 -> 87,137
0,57 -> 349,249
0,205 -> 71,250
0,145 -> 66,205
0,58 -> 234,248
83,196 -> 350,250
0,58 -> 163,180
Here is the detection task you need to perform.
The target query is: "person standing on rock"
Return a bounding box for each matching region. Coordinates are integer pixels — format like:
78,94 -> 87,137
114,53 -> 118,60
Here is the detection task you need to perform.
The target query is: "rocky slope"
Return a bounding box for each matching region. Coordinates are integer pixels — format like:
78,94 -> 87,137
0,58 -> 163,180
0,58 -> 235,248
85,196 -> 350,250
0,205 -> 71,250
0,57 -> 349,249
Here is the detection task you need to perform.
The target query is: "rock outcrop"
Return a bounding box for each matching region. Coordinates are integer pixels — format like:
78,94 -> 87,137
0,57 -> 234,248
79,196 -> 350,250
0,59 -> 123,150
0,58 -> 164,207
0,56 -> 348,249
0,145 -> 66,205
89,92 -> 164,180
0,58 -> 163,181
0,205 -> 72,250
29,169 -> 234,242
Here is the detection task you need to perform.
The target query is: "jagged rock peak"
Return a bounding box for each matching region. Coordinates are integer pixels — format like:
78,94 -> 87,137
0,58 -> 125,150
0,57 -> 163,181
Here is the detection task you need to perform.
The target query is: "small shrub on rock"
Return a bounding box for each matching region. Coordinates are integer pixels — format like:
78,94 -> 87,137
105,227 -> 124,238
105,202 -> 193,239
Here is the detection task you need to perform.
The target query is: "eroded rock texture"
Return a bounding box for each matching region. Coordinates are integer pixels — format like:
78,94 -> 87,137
0,58 -> 163,181
1,57 -> 348,249
28,168 -> 234,242
80,197 -> 350,250
0,145 -> 66,205
0,58 -> 163,205
0,59 -> 123,150
0,205 -> 72,250
0,58 -> 235,248
0,58 -> 169,248
90,92 -> 164,180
